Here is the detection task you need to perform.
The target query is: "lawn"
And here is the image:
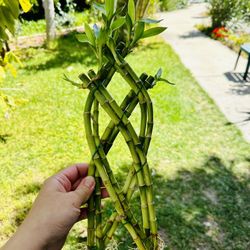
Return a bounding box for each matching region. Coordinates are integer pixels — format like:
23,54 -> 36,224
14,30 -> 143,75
17,12 -> 92,36
0,33 -> 249,249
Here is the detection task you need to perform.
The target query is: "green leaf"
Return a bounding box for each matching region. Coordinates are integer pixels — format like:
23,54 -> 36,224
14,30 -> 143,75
1,7 -> 15,34
142,27 -> 167,39
0,6 -> 15,35
140,18 -> 163,24
105,0 -> 117,19
126,13 -> 132,32
155,68 -> 162,79
111,17 -> 125,31
128,0 -> 135,24
4,0 -> 19,18
84,23 -> 95,46
97,28 -> 107,46
0,27 -> 8,41
76,33 -> 89,43
158,77 -> 175,85
102,13 -> 108,24
93,2 -> 106,13
132,21 -> 145,44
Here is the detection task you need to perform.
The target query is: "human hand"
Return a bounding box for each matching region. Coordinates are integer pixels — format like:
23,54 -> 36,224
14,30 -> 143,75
2,163 -> 107,250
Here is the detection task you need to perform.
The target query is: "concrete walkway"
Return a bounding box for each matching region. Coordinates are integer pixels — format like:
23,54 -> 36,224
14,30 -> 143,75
158,3 -> 250,143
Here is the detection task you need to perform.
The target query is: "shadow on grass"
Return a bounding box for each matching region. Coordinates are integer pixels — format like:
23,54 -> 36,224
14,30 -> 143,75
0,134 -> 11,144
154,155 -> 249,249
101,156 -> 250,249
11,156 -> 249,249
25,32 -> 98,71
14,182 -> 42,226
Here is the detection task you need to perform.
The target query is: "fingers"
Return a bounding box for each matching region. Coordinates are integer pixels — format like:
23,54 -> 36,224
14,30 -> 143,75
72,178 -> 109,199
44,163 -> 89,192
57,163 -> 89,184
72,176 -> 95,207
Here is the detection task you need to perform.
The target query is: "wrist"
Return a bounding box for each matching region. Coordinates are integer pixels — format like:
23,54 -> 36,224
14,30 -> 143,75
2,220 -> 46,250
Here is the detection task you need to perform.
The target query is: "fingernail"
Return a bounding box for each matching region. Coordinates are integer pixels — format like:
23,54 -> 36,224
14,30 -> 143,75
84,176 -> 95,189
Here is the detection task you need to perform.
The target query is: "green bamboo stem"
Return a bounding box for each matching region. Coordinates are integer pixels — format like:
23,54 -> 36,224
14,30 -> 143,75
87,64 -> 115,249
84,77 -> 146,249
81,44 -> 159,248
92,99 -> 104,249
102,76 -> 153,240
87,162 -> 96,250
102,171 -> 137,241
114,62 -> 158,248
107,53 -> 157,244
88,80 -> 151,233
84,96 -> 147,249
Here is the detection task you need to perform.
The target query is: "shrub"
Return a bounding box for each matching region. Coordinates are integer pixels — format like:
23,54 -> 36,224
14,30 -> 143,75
159,0 -> 188,11
208,0 -> 249,28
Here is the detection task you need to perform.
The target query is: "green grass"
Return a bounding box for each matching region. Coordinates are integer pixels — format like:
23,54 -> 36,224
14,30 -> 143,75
0,33 -> 250,249
17,11 -> 94,36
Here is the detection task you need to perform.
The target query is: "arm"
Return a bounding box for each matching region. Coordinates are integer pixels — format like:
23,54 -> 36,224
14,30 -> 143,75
2,163 -> 97,250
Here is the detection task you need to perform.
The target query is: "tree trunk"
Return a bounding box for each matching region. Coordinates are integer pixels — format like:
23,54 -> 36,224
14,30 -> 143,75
42,0 -> 56,46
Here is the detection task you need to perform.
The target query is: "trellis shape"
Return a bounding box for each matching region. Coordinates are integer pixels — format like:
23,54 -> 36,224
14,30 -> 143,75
81,53 -> 157,249
65,0 -> 169,249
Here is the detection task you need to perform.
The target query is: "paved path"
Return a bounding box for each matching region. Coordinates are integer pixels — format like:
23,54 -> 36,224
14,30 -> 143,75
158,3 -> 250,143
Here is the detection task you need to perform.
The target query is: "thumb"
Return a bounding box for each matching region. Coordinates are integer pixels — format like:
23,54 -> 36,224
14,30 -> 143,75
72,176 -> 95,207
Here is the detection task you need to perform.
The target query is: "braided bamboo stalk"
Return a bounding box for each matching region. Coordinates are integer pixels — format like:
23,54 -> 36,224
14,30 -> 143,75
66,0 -> 170,249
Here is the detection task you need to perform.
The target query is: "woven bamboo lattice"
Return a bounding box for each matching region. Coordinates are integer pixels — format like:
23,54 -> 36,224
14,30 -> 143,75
64,1 -> 169,248
75,45 -> 161,249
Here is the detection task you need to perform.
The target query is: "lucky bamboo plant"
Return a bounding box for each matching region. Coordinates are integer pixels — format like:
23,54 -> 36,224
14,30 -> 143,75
65,0 -> 170,249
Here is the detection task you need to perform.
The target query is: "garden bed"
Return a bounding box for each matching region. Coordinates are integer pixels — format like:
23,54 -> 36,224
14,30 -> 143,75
197,24 -> 250,54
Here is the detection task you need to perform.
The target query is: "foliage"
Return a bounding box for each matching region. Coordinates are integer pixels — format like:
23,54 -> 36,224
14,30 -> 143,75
0,0 -> 31,117
0,0 -> 31,76
208,0 -> 250,28
196,24 -> 250,53
0,33 -> 249,249
55,0 -> 76,27
20,0 -> 89,21
158,0 -> 188,11
76,0 -> 166,67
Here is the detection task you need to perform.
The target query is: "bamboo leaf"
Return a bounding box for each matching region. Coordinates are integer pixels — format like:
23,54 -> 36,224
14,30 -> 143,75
111,17 -> 125,31
105,0 -> 117,19
93,2 -> 106,13
63,74 -> 82,87
128,0 -> 135,24
97,28 -> 107,46
155,68 -> 162,79
140,18 -> 163,24
126,13 -> 132,32
19,0 -> 32,13
102,13 -> 108,24
132,21 -> 145,44
76,33 -> 90,43
142,27 -> 167,39
158,77 -> 175,85
84,23 -> 95,46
